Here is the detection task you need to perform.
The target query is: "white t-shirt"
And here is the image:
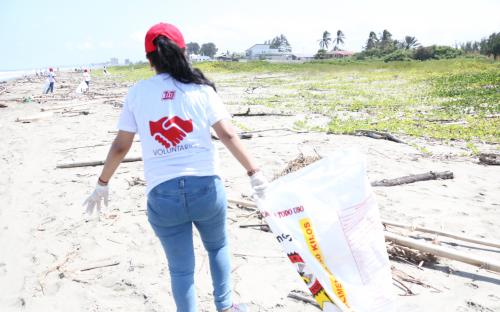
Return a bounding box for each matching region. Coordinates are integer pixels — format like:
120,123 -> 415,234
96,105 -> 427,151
48,72 -> 56,83
117,73 -> 230,194
83,72 -> 91,82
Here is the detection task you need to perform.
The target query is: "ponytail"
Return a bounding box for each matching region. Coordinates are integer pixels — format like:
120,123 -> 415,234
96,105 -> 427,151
146,36 -> 216,91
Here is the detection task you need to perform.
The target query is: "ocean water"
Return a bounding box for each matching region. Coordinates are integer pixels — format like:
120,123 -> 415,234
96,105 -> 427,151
0,70 -> 34,82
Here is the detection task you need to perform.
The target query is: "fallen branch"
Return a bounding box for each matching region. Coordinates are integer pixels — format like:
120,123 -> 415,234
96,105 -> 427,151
287,292 -> 321,309
354,130 -> 405,144
228,198 -> 257,210
383,220 -> 500,249
479,153 -> 500,166
385,232 -> 500,273
211,133 -> 253,140
40,103 -> 87,112
80,261 -> 120,272
371,171 -> 453,187
233,108 -> 293,117
239,223 -> 270,232
56,157 -> 142,169
15,112 -> 53,123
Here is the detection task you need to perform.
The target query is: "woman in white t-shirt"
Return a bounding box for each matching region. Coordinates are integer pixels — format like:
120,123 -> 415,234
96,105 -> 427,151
83,69 -> 91,88
83,23 -> 267,312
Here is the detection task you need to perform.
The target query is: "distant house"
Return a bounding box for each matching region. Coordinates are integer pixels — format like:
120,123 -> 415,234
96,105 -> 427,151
190,54 -> 211,62
326,50 -> 354,58
245,44 -> 292,60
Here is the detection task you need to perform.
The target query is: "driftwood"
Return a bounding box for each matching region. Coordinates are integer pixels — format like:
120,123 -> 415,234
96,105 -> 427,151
80,261 -> 120,272
0,86 -> 6,95
40,103 -> 88,112
479,153 -> 500,166
239,223 -> 270,232
371,171 -> 453,187
383,220 -> 500,249
56,157 -> 142,169
0,103 -> 7,108
385,232 -> 500,273
387,242 -> 438,266
211,133 -> 253,140
354,130 -> 405,144
233,108 -> 293,117
15,112 -> 53,123
287,292 -> 321,309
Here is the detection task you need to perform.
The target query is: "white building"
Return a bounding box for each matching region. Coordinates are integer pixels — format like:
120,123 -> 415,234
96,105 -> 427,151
190,54 -> 211,62
245,44 -> 292,60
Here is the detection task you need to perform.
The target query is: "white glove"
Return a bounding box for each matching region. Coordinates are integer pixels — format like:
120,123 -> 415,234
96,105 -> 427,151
250,171 -> 268,199
83,183 -> 109,216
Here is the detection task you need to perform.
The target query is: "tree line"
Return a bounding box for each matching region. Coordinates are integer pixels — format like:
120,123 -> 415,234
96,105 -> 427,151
186,42 -> 218,58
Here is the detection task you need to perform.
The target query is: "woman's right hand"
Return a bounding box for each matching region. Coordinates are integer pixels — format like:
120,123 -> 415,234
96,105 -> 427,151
83,183 -> 109,216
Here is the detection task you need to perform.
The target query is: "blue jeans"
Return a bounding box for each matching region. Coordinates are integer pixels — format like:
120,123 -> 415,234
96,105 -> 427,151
147,176 -> 232,312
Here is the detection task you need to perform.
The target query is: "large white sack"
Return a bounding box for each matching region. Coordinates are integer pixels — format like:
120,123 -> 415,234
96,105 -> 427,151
257,150 -> 394,312
75,81 -> 88,94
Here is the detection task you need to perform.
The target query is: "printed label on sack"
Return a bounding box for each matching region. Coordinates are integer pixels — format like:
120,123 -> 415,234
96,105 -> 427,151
300,218 -> 349,306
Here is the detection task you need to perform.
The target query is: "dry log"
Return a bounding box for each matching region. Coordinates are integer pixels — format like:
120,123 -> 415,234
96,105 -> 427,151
211,133 -> 253,140
80,261 -> 120,272
233,108 -> 293,117
15,112 -> 53,123
56,157 -> 142,169
355,130 -> 405,144
479,153 -> 500,166
40,103 -> 88,112
383,220 -> 500,249
228,198 -> 257,209
287,292 -> 321,309
385,232 -> 500,273
371,171 -> 453,187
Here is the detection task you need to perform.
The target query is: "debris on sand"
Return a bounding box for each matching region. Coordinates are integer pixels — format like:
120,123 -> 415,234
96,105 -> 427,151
273,153 -> 321,180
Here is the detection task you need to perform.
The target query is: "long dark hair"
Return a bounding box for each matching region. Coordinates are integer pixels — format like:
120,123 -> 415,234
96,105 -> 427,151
146,36 -> 216,91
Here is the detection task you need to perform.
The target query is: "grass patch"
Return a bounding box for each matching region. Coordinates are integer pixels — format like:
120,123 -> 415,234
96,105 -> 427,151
106,59 -> 500,143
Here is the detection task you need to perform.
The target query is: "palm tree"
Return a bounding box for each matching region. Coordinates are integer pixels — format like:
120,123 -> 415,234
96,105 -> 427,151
318,30 -> 332,50
366,31 -> 378,50
334,30 -> 345,50
403,36 -> 419,49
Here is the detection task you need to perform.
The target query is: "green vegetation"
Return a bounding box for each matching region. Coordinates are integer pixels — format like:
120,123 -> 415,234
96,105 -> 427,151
107,58 -> 499,144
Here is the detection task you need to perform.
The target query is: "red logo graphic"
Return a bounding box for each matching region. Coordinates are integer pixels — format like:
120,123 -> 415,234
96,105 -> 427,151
149,116 -> 193,148
162,90 -> 176,100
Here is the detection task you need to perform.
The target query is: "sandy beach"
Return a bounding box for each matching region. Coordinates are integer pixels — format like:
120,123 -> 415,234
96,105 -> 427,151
0,71 -> 499,312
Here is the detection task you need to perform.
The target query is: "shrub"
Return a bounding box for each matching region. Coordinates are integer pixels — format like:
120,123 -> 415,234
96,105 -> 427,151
413,46 -> 435,61
383,49 -> 412,62
413,45 -> 463,61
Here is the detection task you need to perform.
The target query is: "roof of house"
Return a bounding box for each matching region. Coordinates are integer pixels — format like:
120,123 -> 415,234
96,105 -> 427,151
246,44 -> 270,51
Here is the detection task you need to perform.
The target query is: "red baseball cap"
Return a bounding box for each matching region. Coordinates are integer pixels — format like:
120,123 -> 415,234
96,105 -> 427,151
145,22 -> 186,53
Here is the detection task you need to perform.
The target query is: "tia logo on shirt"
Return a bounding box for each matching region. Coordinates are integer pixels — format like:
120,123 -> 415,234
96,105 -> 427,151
149,116 -> 193,149
162,90 -> 176,100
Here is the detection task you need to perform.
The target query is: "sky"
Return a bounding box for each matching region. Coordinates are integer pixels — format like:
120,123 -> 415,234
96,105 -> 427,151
0,0 -> 499,70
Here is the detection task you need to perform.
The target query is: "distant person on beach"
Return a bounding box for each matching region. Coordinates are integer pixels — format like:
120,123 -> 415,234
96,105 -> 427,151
45,68 -> 56,94
83,69 -> 91,88
103,65 -> 109,76
83,22 -> 267,312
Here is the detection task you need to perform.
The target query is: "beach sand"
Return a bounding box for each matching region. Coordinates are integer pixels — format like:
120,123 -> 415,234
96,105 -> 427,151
0,72 -> 499,311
